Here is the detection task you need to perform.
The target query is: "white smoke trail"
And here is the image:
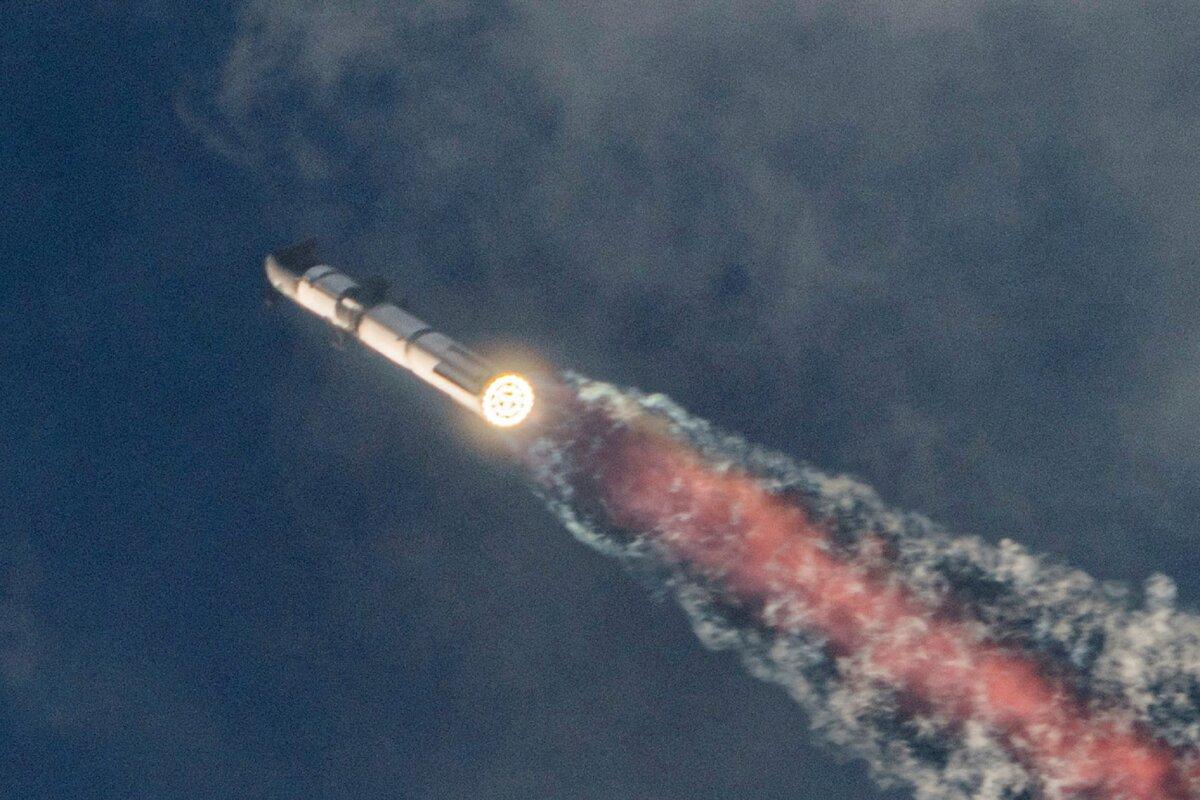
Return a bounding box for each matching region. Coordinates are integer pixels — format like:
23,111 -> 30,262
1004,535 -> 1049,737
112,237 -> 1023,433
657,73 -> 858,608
521,374 -> 1200,800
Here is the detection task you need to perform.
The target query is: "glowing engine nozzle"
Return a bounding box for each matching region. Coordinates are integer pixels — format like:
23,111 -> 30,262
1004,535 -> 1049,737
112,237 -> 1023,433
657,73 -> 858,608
265,241 -> 535,428
481,373 -> 536,428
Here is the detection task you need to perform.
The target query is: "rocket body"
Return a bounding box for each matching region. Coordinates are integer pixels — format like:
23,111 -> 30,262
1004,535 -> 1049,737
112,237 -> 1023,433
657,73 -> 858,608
265,241 -> 534,426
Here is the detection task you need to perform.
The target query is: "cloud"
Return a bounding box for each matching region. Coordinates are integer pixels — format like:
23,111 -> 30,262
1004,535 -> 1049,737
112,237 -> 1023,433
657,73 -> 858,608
190,3 -> 1200,797
210,0 -> 1200,661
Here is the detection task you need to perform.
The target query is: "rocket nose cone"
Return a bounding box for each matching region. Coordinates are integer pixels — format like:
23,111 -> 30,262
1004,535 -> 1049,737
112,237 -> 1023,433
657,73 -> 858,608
264,256 -> 301,298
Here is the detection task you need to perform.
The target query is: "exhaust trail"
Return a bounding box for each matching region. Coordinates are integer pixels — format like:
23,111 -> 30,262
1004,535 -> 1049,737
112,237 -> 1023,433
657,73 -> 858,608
515,374 -> 1200,800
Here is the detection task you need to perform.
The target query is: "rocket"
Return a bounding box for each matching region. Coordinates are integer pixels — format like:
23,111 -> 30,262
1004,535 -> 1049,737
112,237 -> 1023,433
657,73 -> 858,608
264,241 -> 536,428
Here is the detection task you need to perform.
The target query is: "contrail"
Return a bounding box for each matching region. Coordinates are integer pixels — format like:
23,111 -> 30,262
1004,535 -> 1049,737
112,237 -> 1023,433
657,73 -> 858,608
262,246 -> 1200,798
517,374 -> 1200,800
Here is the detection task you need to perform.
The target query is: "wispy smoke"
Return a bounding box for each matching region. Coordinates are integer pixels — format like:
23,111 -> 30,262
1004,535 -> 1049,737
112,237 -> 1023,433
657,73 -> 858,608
210,0 -> 1200,577
206,1 -> 1200,794
522,375 -> 1200,800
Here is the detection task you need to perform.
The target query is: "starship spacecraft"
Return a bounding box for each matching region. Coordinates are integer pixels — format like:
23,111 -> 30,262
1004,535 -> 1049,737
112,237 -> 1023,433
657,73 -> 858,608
265,241 -> 535,428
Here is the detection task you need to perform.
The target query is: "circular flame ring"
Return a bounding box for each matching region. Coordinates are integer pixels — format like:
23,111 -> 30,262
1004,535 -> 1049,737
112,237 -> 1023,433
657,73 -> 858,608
481,373 -> 535,428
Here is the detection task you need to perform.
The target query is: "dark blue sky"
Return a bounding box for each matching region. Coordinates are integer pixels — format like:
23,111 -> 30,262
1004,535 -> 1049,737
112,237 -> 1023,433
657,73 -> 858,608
6,2 -> 1200,798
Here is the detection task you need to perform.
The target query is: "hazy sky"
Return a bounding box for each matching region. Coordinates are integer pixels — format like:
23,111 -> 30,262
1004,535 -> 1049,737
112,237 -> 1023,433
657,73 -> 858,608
6,2 -> 1200,798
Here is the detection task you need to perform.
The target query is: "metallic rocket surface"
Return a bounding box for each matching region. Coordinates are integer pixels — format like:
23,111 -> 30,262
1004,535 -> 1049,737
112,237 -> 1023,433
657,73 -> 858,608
265,241 -> 535,427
